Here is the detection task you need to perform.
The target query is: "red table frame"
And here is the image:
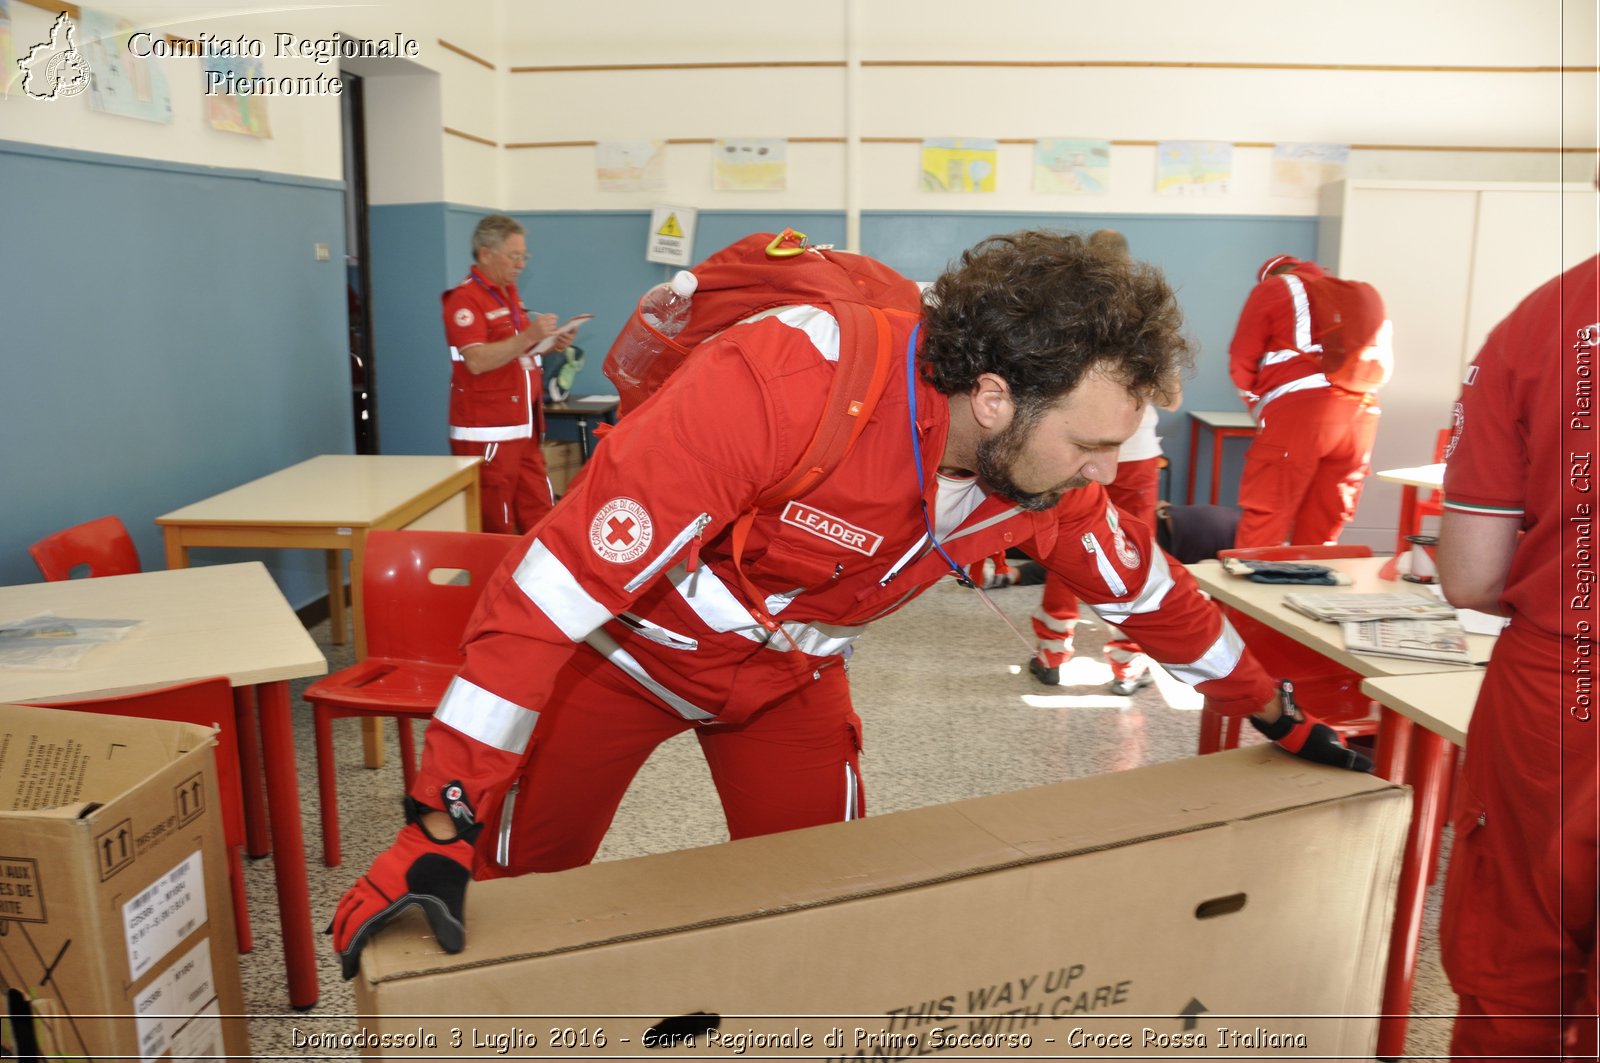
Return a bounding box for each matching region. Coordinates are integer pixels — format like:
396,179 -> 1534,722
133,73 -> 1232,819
1185,410 -> 1255,505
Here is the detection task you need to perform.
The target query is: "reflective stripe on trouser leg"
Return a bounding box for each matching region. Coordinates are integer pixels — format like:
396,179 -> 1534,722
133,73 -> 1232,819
844,761 -> 861,821
495,780 -> 519,866
1031,610 -> 1077,665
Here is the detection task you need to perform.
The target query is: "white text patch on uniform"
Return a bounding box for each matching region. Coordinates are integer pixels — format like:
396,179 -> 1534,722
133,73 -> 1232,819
780,501 -> 882,556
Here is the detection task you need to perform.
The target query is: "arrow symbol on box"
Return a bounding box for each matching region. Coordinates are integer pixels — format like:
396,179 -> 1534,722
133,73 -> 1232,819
1178,998 -> 1208,1031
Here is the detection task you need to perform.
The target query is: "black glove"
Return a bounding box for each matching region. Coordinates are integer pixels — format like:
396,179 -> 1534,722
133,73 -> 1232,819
1249,680 -> 1374,773
328,784 -> 482,981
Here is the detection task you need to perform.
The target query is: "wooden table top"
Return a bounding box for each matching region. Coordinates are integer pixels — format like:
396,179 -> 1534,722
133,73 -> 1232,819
1187,555 -> 1498,677
1190,409 -> 1255,429
0,563 -> 326,702
156,454 -> 479,528
1375,463 -> 1446,490
1360,671 -> 1480,747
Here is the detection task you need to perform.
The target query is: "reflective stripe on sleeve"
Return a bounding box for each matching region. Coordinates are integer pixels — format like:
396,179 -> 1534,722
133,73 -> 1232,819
433,675 -> 540,755
449,422 -> 534,442
1159,622 -> 1248,687
511,540 -> 615,640
1091,549 -> 1176,624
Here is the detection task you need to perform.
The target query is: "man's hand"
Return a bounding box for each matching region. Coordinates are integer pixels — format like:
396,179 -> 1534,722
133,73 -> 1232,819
519,313 -> 559,351
1249,680 -> 1374,773
328,788 -> 481,981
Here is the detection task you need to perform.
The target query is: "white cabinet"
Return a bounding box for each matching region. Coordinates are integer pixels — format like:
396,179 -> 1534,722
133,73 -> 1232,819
1316,178 -> 1596,549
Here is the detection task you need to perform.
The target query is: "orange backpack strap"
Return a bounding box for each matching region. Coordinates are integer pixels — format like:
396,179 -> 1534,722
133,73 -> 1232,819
750,301 -> 901,510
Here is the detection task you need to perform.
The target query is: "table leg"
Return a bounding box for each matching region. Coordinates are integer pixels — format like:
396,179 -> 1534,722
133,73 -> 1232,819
1375,707 -> 1414,786
1376,726 -> 1453,1060
256,679 -> 319,1010
576,417 -> 592,460
1209,430 -> 1226,506
232,686 -> 270,858
162,529 -> 190,570
325,549 -> 348,646
1186,419 -> 1200,505
1378,486 -> 1420,581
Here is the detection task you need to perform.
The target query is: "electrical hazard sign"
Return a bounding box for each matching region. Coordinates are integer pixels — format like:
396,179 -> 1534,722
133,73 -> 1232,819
647,204 -> 697,266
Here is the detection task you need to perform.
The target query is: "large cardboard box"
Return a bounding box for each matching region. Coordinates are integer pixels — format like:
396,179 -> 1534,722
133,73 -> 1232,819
0,703 -> 248,1061
357,747 -> 1408,1060
542,440 -> 584,497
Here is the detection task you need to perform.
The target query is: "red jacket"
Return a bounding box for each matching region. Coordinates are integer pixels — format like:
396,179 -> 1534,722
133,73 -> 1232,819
1229,261 -> 1339,416
443,267 -> 542,442
422,305 -> 1276,799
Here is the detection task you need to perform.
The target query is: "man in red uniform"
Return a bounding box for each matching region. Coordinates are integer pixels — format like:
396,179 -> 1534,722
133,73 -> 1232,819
1229,254 -> 1391,548
444,214 -> 563,533
1436,253 -> 1600,1060
332,232 -> 1372,976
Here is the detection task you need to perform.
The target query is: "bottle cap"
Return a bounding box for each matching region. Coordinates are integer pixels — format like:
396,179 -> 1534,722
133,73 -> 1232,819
669,270 -> 699,297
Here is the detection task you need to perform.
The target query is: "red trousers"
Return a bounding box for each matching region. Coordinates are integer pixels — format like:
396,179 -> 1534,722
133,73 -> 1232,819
1233,387 -> 1380,548
1037,456 -> 1162,670
469,641 -> 864,879
1441,623 -> 1599,1060
450,436 -> 553,535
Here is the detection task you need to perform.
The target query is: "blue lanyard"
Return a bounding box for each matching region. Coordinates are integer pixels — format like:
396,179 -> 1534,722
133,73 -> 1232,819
905,325 -> 976,588
470,270 -> 525,332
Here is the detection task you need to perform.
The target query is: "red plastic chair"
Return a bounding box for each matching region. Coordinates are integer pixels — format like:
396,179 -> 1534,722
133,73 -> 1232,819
303,529 -> 521,866
1199,544 -> 1384,756
23,677 -> 253,953
29,516 -> 141,581
1409,427 -> 1451,533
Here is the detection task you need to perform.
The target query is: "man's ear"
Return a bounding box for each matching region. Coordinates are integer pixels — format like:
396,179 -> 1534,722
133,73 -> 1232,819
969,372 -> 1014,431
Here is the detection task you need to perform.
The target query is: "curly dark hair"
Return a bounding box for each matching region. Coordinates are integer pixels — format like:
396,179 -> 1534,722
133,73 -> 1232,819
919,230 -> 1191,416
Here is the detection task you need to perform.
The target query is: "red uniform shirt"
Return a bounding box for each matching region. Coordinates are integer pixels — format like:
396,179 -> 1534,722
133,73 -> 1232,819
443,267 -> 542,440
1443,254 -> 1600,638
420,304 -> 1277,801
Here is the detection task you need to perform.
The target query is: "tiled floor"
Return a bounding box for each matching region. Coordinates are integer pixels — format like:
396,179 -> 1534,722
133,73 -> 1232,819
236,579 -> 1456,1058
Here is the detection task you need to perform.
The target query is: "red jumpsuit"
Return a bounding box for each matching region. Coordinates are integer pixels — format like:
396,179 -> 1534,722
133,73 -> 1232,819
412,305 -> 1277,877
443,267 -> 552,534
1439,254 -> 1600,1060
1229,261 -> 1386,547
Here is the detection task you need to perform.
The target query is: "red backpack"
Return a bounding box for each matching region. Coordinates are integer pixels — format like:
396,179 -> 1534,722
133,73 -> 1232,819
599,229 -> 923,639
602,229 -> 923,509
1291,267 -> 1391,394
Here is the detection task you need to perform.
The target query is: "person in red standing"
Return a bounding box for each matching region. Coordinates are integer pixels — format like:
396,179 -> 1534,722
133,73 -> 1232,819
444,214 -> 564,533
1436,252 -> 1600,1061
1228,254 -> 1391,548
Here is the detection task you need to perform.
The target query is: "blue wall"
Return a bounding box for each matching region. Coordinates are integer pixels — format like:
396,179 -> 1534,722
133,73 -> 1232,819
1,159 -> 1315,604
0,140 -> 353,601
371,206 -> 1315,501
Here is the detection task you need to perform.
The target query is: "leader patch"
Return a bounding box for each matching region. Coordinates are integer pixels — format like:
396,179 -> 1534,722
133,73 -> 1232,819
780,501 -> 882,556
590,498 -> 654,564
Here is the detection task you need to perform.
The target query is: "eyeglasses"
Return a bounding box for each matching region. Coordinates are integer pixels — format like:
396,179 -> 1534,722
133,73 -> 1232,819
502,251 -> 529,264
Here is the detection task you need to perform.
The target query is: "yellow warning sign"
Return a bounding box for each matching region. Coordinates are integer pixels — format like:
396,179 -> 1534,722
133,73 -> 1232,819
656,213 -> 684,238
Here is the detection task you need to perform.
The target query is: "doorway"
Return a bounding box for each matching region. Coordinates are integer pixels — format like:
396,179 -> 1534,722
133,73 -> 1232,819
340,71 -> 379,454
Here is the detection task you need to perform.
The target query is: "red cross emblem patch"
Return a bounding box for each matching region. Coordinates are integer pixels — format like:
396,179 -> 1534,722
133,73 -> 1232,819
589,497 -> 654,564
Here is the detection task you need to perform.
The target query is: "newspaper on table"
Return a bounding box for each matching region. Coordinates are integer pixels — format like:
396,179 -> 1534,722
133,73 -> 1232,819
0,614 -> 142,670
1340,616 -> 1474,665
1282,590 -> 1457,624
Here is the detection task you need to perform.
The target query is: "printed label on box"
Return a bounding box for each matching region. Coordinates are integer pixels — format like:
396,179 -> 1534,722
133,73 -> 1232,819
169,999 -> 225,1063
134,939 -> 217,1061
0,857 -> 45,922
123,850 -> 207,981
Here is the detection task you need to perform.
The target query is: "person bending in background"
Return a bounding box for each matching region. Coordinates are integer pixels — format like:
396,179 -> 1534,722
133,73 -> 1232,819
443,214 -> 567,534
1435,252 -> 1599,1061
1229,254 -> 1391,548
332,230 -> 1373,979
1029,229 -> 1181,693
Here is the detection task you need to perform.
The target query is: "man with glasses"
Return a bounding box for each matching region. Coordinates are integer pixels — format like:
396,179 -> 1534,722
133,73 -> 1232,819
443,214 -> 565,533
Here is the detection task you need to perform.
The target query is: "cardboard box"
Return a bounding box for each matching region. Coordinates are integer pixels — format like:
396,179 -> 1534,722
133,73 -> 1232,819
0,703 -> 248,1061
356,747 -> 1408,1060
542,440 -> 584,497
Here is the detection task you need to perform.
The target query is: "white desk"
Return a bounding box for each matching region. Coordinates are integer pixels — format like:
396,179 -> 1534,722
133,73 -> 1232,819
545,395 -> 620,460
159,454 -> 480,768
0,563 -> 327,1009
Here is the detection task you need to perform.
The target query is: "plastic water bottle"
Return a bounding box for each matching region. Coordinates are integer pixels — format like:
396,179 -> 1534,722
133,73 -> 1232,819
610,270 -> 698,387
